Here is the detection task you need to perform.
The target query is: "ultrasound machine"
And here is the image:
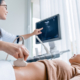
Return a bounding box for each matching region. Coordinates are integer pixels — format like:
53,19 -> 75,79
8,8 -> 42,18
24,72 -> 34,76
27,14 -> 70,62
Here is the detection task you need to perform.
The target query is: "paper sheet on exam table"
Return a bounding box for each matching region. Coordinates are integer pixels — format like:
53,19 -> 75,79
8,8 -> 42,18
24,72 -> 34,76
0,61 -> 16,80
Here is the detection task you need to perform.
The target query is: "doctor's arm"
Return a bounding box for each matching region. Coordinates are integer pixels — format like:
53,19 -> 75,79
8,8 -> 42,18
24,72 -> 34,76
0,28 -> 29,60
19,28 -> 43,41
0,41 -> 29,60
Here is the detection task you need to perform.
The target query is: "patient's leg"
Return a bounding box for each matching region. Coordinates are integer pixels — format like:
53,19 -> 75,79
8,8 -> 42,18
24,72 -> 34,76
13,62 -> 47,80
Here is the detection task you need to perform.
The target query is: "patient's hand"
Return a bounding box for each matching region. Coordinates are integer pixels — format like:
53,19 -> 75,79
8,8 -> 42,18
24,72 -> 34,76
13,62 -> 47,80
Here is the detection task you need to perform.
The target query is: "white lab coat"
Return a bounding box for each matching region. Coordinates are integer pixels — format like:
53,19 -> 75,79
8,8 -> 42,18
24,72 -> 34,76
0,28 -> 19,43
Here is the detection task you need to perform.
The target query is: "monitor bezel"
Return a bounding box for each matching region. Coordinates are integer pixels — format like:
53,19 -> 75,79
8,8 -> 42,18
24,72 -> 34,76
36,14 -> 61,44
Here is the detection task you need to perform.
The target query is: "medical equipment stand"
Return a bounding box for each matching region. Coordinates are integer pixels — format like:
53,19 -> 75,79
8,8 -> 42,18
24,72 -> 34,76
27,36 -> 70,62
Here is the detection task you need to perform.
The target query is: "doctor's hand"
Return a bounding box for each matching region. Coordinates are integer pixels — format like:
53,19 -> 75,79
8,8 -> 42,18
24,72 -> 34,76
32,27 -> 43,35
1,41 -> 29,61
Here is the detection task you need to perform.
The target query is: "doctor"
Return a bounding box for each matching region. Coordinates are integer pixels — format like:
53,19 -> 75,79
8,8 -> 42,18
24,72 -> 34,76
0,0 -> 43,60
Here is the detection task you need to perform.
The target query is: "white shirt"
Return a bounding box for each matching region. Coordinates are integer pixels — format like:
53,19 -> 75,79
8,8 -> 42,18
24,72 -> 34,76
0,28 -> 19,43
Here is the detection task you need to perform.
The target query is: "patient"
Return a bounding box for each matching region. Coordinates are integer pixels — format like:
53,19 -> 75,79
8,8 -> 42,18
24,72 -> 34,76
13,54 -> 80,80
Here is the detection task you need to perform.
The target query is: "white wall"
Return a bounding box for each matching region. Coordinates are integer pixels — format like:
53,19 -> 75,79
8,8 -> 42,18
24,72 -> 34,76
76,0 -> 80,31
31,0 -> 40,19
0,0 -> 28,60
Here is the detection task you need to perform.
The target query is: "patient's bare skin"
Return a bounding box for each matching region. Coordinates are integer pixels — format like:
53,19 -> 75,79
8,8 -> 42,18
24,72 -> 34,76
13,62 -> 47,80
69,54 -> 80,64
13,54 -> 80,80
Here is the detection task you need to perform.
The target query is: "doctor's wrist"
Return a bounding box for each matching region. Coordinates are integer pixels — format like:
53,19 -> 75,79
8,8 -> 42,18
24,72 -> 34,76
0,41 -> 11,53
31,32 -> 35,36
0,41 -> 6,51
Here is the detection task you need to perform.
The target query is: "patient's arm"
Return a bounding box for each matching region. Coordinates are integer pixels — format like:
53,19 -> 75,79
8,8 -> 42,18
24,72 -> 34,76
13,62 -> 47,80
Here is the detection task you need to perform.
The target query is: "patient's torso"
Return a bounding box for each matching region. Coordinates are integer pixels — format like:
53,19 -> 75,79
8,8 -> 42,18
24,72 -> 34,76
53,59 -> 74,80
50,59 -> 74,80
50,59 -> 80,80
39,59 -> 77,80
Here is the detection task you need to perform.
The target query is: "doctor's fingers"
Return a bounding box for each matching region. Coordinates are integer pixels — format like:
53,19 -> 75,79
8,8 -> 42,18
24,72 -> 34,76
14,48 -> 23,59
38,28 -> 43,33
21,46 -> 29,61
18,48 -> 24,58
38,31 -> 42,35
39,27 -> 43,30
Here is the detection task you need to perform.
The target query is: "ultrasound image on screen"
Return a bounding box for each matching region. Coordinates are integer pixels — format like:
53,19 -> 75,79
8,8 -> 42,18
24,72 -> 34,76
36,15 -> 59,43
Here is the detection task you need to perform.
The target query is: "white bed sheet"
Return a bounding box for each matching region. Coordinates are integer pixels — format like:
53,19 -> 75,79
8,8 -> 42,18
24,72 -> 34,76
0,61 -> 16,80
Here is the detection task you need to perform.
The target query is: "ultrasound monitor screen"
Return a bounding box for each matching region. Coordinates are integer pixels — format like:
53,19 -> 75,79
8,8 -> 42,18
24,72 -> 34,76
36,14 -> 61,44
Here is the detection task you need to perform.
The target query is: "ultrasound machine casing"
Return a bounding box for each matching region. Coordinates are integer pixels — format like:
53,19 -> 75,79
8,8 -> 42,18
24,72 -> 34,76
27,14 -> 70,62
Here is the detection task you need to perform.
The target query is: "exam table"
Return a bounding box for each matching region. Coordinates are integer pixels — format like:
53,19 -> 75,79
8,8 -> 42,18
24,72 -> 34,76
0,61 -> 16,80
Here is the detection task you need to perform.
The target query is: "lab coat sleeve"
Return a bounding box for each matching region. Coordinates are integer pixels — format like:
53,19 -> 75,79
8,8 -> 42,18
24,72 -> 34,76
1,28 -> 19,43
